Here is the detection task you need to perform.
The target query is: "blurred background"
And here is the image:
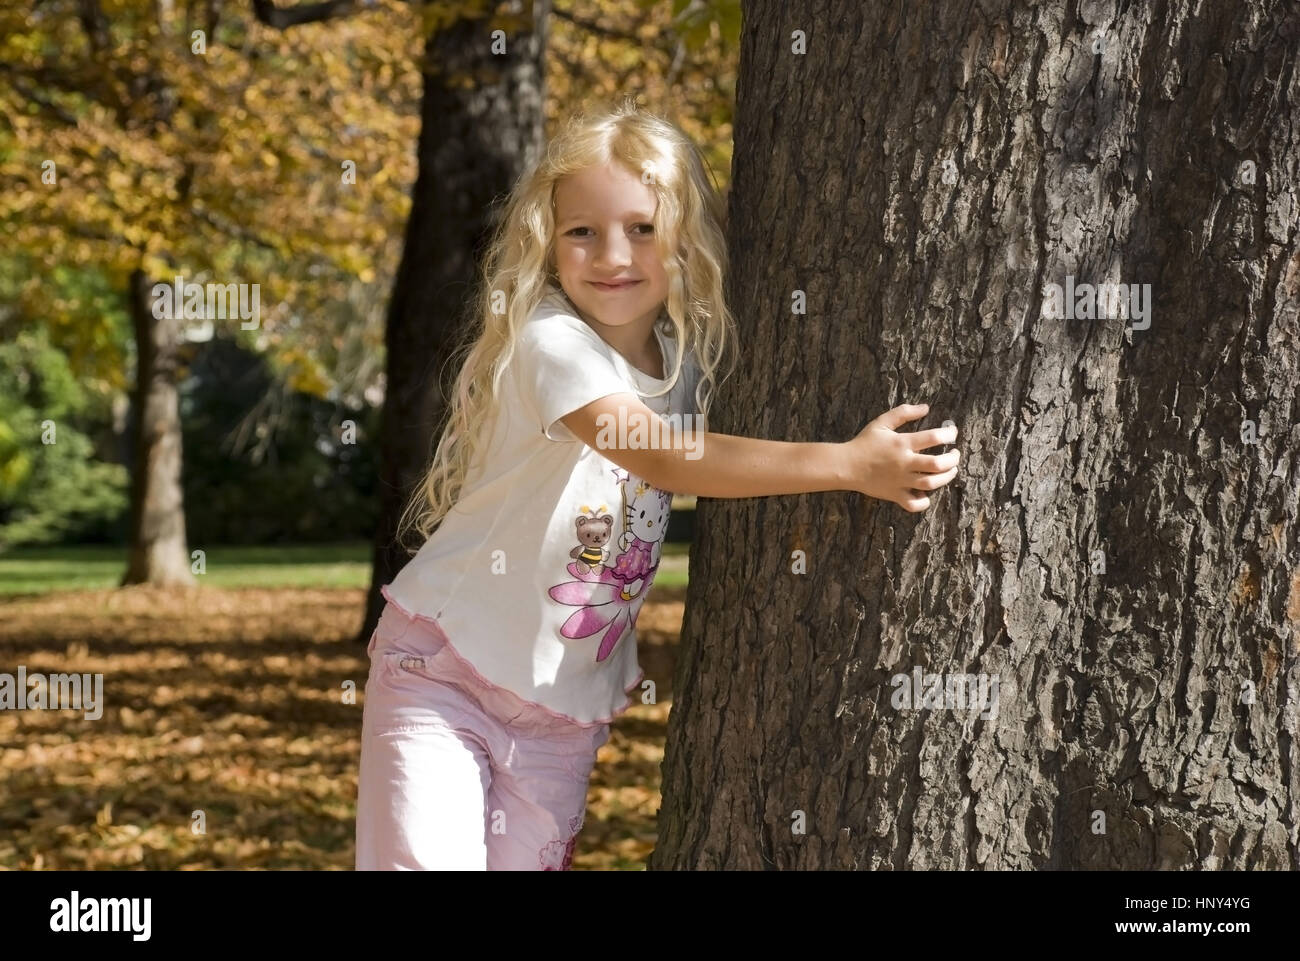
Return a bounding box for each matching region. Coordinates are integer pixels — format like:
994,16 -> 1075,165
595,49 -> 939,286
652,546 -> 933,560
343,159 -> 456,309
0,0 -> 738,870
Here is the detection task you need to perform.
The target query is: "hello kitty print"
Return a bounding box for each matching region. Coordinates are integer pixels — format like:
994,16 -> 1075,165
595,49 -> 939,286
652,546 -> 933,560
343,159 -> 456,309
548,467 -> 672,663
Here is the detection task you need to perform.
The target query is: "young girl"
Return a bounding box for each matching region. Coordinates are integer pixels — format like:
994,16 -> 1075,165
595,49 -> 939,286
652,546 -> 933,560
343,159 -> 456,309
355,101 -> 960,871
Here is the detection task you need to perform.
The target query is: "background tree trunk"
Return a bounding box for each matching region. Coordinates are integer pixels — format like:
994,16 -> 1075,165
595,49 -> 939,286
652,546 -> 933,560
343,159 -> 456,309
360,5 -> 551,643
651,0 -> 1299,869
122,268 -> 196,587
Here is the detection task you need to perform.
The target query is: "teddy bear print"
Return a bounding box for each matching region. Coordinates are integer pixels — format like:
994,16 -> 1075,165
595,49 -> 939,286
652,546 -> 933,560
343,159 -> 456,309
547,472 -> 674,663
568,512 -> 614,574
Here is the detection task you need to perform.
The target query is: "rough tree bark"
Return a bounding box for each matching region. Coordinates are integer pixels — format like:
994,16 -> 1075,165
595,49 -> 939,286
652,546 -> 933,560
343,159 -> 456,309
121,268 -> 196,587
651,0 -> 1299,869
360,4 -> 551,643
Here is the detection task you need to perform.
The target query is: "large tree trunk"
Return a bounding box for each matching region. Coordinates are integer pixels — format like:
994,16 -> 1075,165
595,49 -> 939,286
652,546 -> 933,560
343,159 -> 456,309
360,6 -> 551,643
121,268 -> 196,587
651,0 -> 1300,869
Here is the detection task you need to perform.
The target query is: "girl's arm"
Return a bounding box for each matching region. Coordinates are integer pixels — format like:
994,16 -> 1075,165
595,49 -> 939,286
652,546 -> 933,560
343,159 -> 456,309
559,394 -> 960,512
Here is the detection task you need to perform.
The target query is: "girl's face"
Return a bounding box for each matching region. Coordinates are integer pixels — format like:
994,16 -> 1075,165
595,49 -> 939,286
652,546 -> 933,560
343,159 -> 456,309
552,161 -> 670,334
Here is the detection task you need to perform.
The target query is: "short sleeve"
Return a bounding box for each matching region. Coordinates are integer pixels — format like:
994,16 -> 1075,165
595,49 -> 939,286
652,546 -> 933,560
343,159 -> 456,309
513,315 -> 635,443
681,347 -> 704,417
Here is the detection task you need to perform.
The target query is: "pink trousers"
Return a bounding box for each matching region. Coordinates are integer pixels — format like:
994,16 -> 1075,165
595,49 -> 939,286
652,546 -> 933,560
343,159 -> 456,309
355,598 -> 610,870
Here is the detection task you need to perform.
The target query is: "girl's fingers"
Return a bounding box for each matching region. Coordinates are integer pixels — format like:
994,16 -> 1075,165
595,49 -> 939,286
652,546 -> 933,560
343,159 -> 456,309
912,466 -> 959,491
900,491 -> 931,512
907,424 -> 958,451
910,448 -> 960,472
874,403 -> 931,432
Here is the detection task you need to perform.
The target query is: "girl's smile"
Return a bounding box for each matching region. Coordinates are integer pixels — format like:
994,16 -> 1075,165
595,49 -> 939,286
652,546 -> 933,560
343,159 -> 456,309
589,279 -> 643,291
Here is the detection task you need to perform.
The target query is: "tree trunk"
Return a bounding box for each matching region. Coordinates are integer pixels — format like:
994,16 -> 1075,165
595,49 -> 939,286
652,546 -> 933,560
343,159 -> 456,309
651,0 -> 1299,869
122,268 -> 196,587
360,5 -> 551,643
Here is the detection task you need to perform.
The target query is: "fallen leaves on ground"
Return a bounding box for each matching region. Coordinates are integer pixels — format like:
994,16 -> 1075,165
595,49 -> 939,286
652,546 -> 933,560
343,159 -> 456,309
0,584 -> 685,871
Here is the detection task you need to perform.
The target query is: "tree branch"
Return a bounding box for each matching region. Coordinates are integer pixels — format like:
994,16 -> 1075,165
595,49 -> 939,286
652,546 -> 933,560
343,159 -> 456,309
190,204 -> 282,253
1,69 -> 83,127
551,5 -> 644,44
250,0 -> 359,29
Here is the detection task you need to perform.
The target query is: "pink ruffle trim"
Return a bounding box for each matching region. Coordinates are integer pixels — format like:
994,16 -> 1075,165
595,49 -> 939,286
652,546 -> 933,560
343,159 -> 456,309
378,583 -> 644,729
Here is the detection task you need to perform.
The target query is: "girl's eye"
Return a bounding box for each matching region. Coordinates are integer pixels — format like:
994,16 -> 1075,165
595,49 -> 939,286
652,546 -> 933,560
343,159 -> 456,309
564,224 -> 654,237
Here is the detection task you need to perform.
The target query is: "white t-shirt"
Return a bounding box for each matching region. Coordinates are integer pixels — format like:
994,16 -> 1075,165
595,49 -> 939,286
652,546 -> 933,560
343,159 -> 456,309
382,285 -> 702,725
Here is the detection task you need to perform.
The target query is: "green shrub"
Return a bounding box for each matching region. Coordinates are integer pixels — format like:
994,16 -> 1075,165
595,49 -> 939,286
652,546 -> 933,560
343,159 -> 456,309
0,328 -> 129,548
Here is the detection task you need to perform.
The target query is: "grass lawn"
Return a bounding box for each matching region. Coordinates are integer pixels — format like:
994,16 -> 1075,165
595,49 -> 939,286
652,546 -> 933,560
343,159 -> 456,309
0,541 -> 692,596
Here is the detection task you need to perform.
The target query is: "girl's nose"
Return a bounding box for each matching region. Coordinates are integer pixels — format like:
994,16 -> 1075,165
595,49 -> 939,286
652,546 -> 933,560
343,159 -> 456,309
593,237 -> 632,270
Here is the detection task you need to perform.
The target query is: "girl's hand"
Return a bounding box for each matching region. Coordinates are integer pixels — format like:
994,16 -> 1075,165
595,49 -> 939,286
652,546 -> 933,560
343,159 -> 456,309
845,403 -> 959,512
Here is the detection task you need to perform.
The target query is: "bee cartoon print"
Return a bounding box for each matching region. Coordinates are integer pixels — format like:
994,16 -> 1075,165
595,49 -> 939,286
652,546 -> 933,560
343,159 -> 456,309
547,469 -> 674,662
567,507 -> 613,574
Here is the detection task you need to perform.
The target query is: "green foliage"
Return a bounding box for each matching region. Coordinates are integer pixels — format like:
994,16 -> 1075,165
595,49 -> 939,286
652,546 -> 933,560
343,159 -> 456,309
0,327 -> 129,548
0,318 -> 383,550
0,254 -> 132,390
